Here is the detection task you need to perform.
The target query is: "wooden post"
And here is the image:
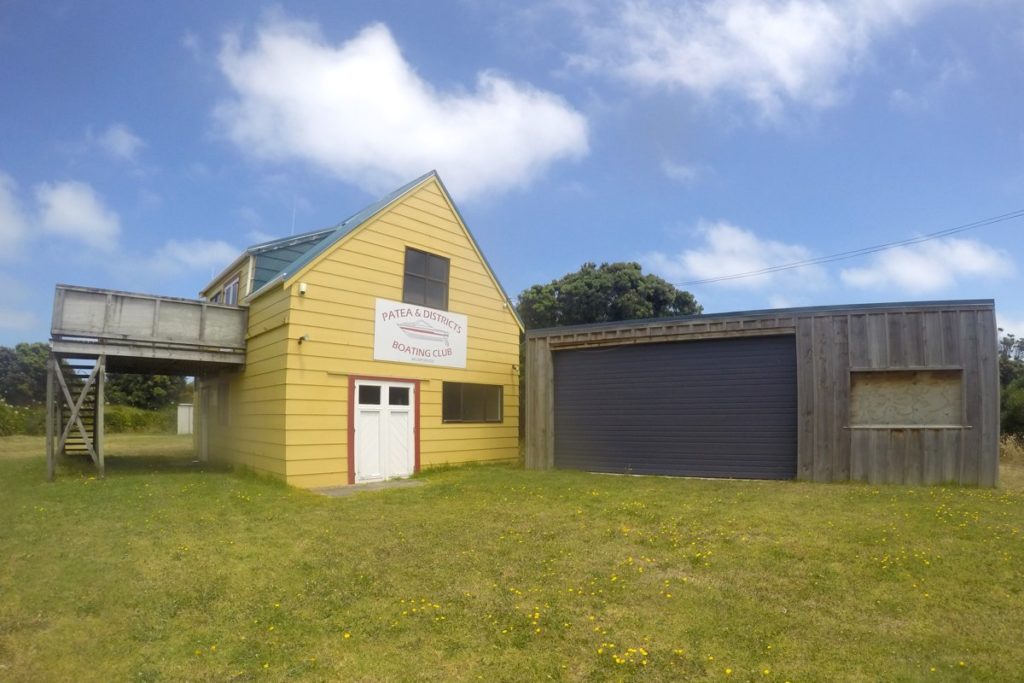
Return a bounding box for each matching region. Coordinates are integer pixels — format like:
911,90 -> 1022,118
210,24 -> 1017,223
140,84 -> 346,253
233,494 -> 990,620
198,383 -> 209,462
45,355 -> 55,481
96,355 -> 105,478
56,387 -> 63,454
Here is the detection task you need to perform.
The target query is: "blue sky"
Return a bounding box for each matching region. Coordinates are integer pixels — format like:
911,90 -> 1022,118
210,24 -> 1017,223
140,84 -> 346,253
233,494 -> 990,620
1,0 -> 1022,347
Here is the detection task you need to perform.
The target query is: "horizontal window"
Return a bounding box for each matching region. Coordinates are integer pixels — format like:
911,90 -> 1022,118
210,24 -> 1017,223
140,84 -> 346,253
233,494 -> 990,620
443,382 -> 502,423
849,370 -> 963,426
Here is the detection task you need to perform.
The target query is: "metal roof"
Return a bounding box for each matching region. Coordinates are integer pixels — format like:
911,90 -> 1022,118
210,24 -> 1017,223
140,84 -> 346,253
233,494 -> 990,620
243,171 -> 523,329
256,171 -> 437,290
525,299 -> 996,338
246,228 -> 336,255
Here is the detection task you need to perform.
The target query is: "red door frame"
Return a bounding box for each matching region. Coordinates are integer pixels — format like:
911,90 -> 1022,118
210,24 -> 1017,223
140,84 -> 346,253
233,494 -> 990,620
347,375 -> 421,485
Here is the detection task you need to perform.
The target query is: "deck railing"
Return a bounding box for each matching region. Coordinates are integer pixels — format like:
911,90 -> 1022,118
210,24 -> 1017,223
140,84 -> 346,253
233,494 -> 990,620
51,284 -> 247,352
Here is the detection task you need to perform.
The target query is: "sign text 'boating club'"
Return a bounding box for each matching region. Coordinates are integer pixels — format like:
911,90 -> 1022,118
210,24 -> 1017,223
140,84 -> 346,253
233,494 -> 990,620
373,298 -> 469,369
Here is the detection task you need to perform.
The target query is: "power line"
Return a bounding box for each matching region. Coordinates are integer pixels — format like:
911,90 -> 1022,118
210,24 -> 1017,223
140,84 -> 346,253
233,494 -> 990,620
673,208 -> 1024,287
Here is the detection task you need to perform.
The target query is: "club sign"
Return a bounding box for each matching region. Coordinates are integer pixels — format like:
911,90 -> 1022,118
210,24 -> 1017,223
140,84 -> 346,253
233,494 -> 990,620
373,298 -> 468,368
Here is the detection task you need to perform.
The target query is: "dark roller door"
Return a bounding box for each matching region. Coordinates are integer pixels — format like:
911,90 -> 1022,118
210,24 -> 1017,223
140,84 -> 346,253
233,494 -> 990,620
553,335 -> 797,479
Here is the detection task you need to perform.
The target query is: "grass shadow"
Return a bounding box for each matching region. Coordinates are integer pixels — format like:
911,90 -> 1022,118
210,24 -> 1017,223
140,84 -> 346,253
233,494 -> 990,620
57,452 -> 232,477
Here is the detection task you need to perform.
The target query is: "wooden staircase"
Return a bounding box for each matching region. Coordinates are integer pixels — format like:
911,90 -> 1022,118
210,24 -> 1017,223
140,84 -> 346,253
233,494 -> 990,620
59,361 -> 98,458
47,356 -> 105,478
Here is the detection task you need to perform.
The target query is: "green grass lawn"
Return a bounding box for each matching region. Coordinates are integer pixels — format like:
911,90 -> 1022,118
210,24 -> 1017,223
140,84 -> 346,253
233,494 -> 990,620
1,436 -> 1022,682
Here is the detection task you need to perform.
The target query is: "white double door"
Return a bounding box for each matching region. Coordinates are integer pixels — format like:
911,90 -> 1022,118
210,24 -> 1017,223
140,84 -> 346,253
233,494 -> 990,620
354,380 -> 415,483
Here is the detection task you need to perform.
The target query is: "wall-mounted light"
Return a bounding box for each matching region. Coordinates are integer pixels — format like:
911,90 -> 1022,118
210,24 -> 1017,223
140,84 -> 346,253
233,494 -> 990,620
298,282 -> 308,296
298,334 -> 311,345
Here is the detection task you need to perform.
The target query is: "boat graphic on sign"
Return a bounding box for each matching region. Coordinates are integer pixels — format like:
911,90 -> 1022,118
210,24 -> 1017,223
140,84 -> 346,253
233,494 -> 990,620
398,319 -> 450,345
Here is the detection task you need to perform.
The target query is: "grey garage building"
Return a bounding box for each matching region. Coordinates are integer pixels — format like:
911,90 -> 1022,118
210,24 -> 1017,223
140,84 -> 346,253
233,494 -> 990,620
524,300 -> 999,486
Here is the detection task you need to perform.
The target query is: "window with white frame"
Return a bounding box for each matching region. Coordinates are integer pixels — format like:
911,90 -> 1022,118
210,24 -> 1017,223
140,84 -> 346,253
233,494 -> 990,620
223,276 -> 240,305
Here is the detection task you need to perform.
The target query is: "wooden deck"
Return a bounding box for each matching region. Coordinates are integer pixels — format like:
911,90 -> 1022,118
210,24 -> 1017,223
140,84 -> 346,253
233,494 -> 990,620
46,284 -> 248,479
50,284 -> 246,373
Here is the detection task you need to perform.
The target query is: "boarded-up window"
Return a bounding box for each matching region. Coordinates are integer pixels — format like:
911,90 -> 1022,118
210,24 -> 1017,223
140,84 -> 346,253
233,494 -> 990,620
443,382 -> 502,423
849,370 -> 962,426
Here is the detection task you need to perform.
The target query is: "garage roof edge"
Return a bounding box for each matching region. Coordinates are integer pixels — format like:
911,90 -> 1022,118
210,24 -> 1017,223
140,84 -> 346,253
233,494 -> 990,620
525,299 -> 996,338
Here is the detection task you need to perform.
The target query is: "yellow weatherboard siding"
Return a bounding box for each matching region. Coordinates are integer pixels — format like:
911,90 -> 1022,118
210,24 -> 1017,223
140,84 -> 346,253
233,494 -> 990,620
201,282 -> 292,478
202,174 -> 521,489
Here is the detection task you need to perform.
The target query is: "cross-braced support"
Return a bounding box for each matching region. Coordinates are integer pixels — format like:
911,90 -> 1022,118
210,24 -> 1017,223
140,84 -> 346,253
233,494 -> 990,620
46,353 -> 105,480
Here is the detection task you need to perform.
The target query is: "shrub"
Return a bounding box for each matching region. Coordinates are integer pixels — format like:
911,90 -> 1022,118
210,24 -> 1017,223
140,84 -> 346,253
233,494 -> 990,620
103,404 -> 176,434
1001,434 -> 1024,465
20,406 -> 47,435
0,401 -> 176,436
1002,379 -> 1024,436
0,399 -> 21,436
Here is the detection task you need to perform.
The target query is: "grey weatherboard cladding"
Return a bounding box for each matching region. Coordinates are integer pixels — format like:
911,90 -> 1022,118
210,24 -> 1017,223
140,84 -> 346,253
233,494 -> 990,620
525,299 -> 999,486
553,336 -> 798,479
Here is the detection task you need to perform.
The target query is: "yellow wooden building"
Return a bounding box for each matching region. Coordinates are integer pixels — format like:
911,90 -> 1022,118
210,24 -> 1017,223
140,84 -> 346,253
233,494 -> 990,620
196,172 -> 522,488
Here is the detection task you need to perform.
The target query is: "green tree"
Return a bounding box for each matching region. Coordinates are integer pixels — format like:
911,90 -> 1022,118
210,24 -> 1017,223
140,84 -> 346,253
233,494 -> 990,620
999,333 -> 1024,387
516,262 -> 701,330
1003,379 -> 1024,436
999,333 -> 1024,435
105,374 -> 188,411
0,342 -> 51,405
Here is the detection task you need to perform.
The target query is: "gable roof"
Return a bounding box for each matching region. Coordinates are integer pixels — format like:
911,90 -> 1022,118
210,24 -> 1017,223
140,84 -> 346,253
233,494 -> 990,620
240,171 -> 523,329
250,171 -> 435,296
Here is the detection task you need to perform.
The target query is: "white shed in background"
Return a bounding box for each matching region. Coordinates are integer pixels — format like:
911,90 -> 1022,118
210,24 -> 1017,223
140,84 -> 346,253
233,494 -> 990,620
177,403 -> 194,435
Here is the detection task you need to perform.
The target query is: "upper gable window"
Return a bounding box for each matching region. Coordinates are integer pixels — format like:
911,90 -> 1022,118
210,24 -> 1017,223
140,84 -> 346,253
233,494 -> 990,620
223,276 -> 240,305
403,247 -> 449,310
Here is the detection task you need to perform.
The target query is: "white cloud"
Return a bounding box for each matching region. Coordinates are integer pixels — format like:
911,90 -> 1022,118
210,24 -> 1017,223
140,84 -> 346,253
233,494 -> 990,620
214,19 -> 589,199
889,56 -> 973,111
97,123 -> 145,161
35,180 -> 121,250
146,239 -> 240,276
572,0 -> 955,118
661,160 -> 699,184
0,173 -> 29,259
768,295 -> 796,308
643,220 -> 826,289
181,30 -> 202,60
840,238 -> 1014,292
245,228 -> 277,244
